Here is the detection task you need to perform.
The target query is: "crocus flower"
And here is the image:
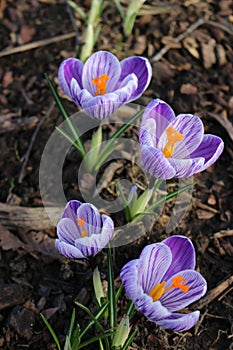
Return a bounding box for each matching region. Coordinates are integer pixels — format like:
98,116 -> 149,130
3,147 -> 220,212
120,235 -> 207,332
58,50 -> 152,119
56,200 -> 114,258
139,99 -> 224,179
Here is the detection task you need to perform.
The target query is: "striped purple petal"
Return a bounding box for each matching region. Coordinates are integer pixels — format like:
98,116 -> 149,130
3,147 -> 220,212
168,157 -> 205,178
58,58 -> 84,99
76,203 -> 101,236
82,51 -> 121,96
141,99 -> 176,143
120,259 -> 143,301
57,218 -> 81,244
160,270 -> 207,311
62,200 -> 82,222
138,118 -> 156,147
190,134 -> 224,171
141,145 -> 176,179
163,236 -> 196,278
170,114 -> 204,158
137,243 -> 172,294
135,295 -> 171,321
118,56 -> 152,100
56,239 -> 86,259
156,310 -> 200,332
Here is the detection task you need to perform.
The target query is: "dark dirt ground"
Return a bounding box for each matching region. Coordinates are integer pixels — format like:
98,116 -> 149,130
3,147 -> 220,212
0,0 -> 233,349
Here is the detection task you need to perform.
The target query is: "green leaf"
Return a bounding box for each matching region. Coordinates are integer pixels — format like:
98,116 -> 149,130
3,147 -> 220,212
125,300 -> 135,319
40,313 -> 61,350
116,181 -> 131,221
94,109 -> 144,170
93,266 -> 105,307
113,0 -> 125,20
45,74 -> 86,158
78,301 -> 109,339
75,301 -> 110,350
121,329 -> 137,350
78,332 -> 114,349
107,246 -> 117,334
132,183 -> 194,222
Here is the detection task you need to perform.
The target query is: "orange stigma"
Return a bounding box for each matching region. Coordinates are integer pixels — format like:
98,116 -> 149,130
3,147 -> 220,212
149,275 -> 189,302
163,126 -> 184,158
77,217 -> 88,237
92,74 -> 110,96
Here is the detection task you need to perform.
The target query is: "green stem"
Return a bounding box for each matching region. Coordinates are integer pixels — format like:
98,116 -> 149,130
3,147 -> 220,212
107,246 -> 117,334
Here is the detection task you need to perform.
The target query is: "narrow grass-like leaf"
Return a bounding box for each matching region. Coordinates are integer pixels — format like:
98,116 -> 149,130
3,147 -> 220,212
113,0 -> 125,19
67,0 -> 87,22
78,332 -> 114,349
116,282 -> 123,302
125,300 -> 135,319
77,301 -> 108,338
121,329 -> 137,350
94,109 -> 143,170
75,301 -> 110,350
45,74 -> 86,158
132,183 -> 194,222
40,313 -> 61,350
107,246 -> 117,334
116,181 -> 131,221
68,309 -> 76,340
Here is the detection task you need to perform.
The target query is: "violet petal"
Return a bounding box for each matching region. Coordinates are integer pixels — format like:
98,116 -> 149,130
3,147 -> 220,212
160,270 -> 207,311
82,51 -> 121,96
57,218 -> 81,244
76,203 -> 101,236
156,310 -> 200,332
169,114 -> 204,158
58,58 -> 83,99
137,243 -> 172,294
163,236 -> 196,278
141,145 -> 176,179
168,157 -> 205,178
190,134 -> 224,171
118,56 -> 152,100
56,240 -> 85,259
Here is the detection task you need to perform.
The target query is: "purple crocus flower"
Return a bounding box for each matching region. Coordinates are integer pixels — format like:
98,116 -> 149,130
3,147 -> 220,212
56,200 -> 114,258
58,50 -> 152,119
120,235 -> 207,332
139,99 -> 224,179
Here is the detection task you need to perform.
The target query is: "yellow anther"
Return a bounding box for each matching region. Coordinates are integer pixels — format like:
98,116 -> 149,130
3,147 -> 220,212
77,217 -> 88,237
163,126 -> 184,158
92,74 -> 110,96
149,275 -> 189,302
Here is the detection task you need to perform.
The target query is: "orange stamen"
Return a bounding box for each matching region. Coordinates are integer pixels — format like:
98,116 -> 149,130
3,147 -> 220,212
163,126 -> 184,158
92,74 -> 110,96
149,275 -> 189,302
77,217 -> 88,237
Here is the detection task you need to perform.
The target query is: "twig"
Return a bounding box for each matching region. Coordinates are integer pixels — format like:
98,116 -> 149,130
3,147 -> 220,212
213,230 -> 233,239
18,101 -> 55,183
0,32 -> 76,58
206,112 -> 233,142
151,17 -> 233,62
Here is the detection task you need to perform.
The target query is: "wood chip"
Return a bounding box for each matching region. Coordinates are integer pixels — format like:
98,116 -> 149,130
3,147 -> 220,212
183,36 -> 200,59
201,39 -> 216,69
180,83 -> 198,94
0,284 -> 30,311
